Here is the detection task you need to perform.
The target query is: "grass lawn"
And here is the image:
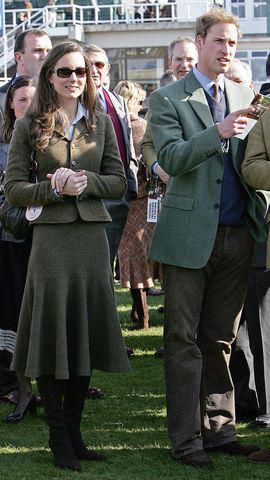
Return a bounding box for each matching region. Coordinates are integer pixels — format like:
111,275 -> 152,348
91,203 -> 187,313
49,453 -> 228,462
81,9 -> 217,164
0,286 -> 270,479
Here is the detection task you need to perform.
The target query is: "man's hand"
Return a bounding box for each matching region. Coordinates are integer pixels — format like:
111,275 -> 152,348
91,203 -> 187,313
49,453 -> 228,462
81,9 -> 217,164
217,107 -> 254,139
156,165 -> 169,184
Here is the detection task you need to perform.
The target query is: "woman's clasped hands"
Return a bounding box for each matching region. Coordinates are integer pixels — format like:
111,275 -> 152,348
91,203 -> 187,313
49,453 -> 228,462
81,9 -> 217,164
47,167 -> 88,196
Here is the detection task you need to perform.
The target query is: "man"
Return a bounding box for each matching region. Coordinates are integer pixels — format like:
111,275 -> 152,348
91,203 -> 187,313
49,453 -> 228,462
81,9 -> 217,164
142,36 -> 198,181
142,37 -> 198,353
148,8 -> 266,468
85,44 -> 136,271
260,53 -> 270,95
168,36 -> 198,80
0,28 -> 52,124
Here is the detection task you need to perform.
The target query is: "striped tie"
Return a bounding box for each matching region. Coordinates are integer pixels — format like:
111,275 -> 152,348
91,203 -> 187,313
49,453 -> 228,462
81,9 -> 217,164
212,82 -> 221,103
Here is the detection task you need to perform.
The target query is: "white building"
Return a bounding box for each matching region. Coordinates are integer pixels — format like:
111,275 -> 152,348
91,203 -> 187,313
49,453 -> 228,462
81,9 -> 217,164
1,0 -> 270,89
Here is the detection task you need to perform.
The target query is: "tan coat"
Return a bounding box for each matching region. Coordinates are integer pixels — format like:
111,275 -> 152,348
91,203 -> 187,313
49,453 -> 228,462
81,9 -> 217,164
4,111 -> 127,223
242,107 -> 270,267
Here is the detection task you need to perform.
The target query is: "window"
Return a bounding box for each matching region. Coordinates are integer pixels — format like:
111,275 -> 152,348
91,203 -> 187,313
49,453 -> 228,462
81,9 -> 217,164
254,0 -> 267,18
107,47 -> 165,91
235,51 -> 248,59
231,0 -> 245,18
235,50 -> 268,83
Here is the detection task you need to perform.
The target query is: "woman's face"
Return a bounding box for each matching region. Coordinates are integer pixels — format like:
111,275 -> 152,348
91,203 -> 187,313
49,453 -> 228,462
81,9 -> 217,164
10,85 -> 36,119
49,52 -> 87,105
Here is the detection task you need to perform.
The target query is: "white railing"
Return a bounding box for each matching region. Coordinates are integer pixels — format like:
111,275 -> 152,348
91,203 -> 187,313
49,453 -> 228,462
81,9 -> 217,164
0,7 -> 49,79
1,0 -> 214,80
4,1 -> 214,30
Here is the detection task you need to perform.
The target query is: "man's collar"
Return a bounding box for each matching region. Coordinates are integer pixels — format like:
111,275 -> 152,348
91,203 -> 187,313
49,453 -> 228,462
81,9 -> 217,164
193,65 -> 225,94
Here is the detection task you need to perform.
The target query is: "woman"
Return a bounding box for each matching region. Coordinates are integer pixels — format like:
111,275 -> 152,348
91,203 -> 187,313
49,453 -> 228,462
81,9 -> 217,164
4,42 -> 129,472
114,81 -> 154,329
0,76 -> 36,420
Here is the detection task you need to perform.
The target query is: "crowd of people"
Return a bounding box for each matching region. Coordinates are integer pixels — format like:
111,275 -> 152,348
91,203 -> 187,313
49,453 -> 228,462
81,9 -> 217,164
1,5 -> 270,473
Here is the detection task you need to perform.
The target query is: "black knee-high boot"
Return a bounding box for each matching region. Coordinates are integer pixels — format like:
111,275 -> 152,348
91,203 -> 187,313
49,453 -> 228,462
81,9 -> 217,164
37,375 -> 82,472
63,375 -> 106,461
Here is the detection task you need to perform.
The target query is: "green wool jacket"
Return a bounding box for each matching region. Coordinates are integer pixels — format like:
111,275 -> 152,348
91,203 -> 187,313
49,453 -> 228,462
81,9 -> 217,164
148,70 -> 267,269
242,107 -> 270,268
4,111 -> 127,223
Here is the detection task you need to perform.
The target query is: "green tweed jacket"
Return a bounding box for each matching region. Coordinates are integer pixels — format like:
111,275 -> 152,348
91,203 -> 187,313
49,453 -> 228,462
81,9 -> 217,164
149,70 -> 267,269
242,107 -> 270,268
4,111 -> 127,224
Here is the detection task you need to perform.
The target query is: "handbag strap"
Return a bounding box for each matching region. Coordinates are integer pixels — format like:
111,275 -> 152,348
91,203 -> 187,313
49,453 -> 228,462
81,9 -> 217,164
28,150 -> 37,183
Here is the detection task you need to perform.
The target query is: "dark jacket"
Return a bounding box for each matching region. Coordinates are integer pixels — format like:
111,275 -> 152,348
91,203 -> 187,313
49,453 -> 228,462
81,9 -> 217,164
260,82 -> 270,96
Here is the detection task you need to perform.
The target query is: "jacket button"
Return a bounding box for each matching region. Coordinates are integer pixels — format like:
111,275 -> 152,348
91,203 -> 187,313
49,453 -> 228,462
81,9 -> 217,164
71,160 -> 77,166
214,203 -> 220,209
216,179 -> 222,184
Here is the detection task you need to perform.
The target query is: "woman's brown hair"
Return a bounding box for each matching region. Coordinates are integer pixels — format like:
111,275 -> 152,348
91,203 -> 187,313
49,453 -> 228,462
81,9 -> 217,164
28,41 -> 96,151
2,76 -> 34,144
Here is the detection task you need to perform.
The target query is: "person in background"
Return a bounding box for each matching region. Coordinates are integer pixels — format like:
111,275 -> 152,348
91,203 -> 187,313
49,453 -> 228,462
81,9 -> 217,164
0,28 -> 52,406
114,80 -> 153,329
225,58 -> 270,427
142,36 -> 198,187
0,28 -> 52,127
225,59 -> 253,89
241,85 -> 270,465
48,0 -> 57,28
168,36 -> 198,81
160,69 -> 177,87
141,37 -> 198,346
4,41 -> 130,472
85,44 -> 137,274
0,76 -> 36,419
260,53 -> 270,96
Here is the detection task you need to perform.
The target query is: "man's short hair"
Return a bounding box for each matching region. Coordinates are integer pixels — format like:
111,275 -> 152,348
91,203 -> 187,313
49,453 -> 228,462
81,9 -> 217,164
84,44 -> 107,57
14,28 -> 49,57
266,53 -> 270,78
168,36 -> 196,61
195,8 -> 241,40
160,69 -> 176,87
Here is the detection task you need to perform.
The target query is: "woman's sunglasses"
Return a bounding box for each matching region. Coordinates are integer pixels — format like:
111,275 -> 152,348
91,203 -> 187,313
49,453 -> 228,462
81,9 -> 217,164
51,67 -> 88,78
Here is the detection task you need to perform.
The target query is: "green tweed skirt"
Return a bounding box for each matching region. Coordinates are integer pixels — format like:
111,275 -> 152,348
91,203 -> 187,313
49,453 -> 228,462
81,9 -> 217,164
11,220 -> 130,379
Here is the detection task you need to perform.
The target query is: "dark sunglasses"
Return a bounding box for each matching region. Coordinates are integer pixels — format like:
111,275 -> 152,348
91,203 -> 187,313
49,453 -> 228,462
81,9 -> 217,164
91,61 -> 106,70
51,67 -> 88,78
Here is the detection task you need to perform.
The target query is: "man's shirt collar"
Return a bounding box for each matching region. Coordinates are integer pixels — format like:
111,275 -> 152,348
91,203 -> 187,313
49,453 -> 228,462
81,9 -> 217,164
193,65 -> 225,95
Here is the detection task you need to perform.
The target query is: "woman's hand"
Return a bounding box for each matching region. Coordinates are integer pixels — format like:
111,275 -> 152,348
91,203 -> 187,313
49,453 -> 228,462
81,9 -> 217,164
47,167 -> 74,192
61,170 -> 88,196
47,169 -> 88,196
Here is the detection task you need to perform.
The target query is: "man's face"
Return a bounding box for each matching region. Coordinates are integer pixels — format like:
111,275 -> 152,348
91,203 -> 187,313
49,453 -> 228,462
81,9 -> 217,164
169,41 -> 198,80
196,22 -> 238,81
88,51 -> 110,91
15,33 -> 52,78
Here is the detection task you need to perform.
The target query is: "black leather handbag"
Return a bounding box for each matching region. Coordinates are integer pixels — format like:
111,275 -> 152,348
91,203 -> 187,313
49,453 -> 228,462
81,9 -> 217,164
0,151 -> 37,240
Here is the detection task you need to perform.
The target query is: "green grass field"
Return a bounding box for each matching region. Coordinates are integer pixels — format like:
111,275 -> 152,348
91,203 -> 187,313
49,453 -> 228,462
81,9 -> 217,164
0,286 -> 269,479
